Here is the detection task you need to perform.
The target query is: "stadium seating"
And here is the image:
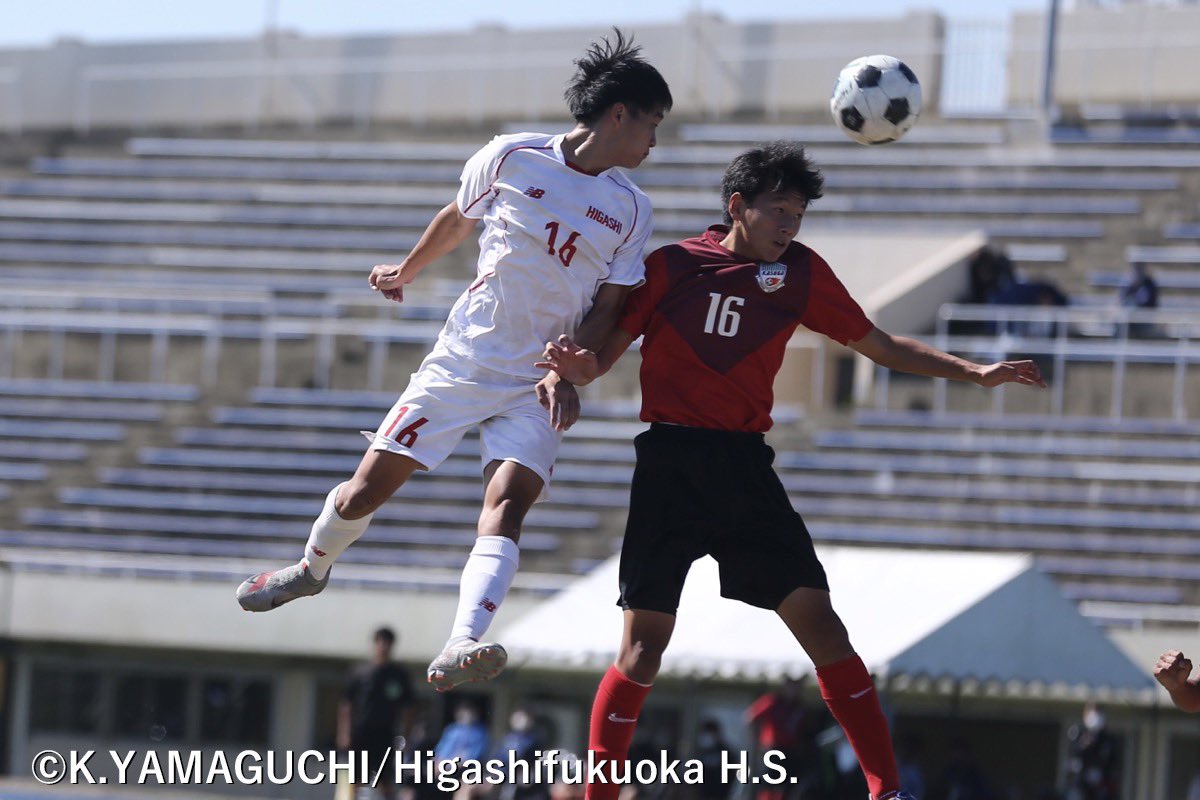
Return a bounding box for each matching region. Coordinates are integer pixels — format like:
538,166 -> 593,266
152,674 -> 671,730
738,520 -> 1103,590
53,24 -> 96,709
4,120 -> 1200,627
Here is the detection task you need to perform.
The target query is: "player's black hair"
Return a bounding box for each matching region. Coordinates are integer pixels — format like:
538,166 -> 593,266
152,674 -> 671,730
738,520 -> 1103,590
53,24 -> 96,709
565,28 -> 673,124
373,626 -> 396,646
720,141 -> 824,225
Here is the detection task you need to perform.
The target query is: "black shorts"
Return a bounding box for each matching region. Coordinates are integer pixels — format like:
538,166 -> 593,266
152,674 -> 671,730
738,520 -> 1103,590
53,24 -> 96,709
618,423 -> 828,614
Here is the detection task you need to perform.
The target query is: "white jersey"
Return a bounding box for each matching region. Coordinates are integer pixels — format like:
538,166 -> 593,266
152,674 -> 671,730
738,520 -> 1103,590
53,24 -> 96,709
441,132 -> 652,380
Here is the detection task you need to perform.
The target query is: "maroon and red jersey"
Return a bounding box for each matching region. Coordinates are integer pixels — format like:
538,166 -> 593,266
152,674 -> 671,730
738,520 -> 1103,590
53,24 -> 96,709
618,225 -> 874,432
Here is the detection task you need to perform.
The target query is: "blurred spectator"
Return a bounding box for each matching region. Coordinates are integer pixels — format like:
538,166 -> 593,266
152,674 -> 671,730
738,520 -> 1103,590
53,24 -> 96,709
1119,262 -> 1159,338
691,718 -> 734,800
939,738 -> 994,800
989,278 -> 1068,339
437,700 -> 490,763
895,734 -> 926,798
746,680 -> 811,800
1119,262 -> 1158,311
490,708 -> 548,800
1187,770 -> 1200,800
339,626 -> 415,800
966,248 -> 1016,305
548,752 -> 585,800
1065,703 -> 1119,800
956,248 -> 1017,336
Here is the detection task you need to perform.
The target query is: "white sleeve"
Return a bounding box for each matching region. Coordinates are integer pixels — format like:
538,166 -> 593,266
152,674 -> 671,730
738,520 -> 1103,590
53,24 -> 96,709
606,203 -> 652,288
456,137 -> 505,220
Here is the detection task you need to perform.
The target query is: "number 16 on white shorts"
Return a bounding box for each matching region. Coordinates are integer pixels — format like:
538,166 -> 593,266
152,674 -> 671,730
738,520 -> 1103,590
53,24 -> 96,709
360,347 -> 562,500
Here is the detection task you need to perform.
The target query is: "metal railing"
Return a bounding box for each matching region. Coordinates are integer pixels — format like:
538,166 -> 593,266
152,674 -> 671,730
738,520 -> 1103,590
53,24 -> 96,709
870,304 -> 1200,420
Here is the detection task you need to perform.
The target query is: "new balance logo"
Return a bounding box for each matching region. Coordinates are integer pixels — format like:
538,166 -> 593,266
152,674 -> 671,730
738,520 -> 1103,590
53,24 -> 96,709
479,598 -> 498,613
524,187 -> 546,199
607,713 -> 637,723
309,547 -> 327,558
849,687 -> 874,699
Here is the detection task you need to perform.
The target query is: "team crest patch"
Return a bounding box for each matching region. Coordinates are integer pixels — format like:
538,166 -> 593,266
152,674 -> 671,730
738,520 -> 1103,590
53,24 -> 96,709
756,262 -> 787,293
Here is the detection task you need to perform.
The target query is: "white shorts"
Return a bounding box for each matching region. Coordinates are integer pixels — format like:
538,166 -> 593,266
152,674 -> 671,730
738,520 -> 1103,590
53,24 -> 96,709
362,344 -> 563,500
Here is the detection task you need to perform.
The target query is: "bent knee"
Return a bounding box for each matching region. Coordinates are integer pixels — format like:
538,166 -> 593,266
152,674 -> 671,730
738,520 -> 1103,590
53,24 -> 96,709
480,496 -> 533,533
335,482 -> 385,520
617,638 -> 666,676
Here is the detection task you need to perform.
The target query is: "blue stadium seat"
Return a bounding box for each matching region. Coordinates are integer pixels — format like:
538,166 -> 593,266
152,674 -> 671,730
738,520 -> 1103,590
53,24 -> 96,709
810,520 -> 1200,556
778,471 -> 1198,509
33,156 -> 463,183
0,378 -> 198,401
0,220 -> 420,251
57,486 -> 599,529
0,528 -> 473,569
0,462 -> 48,480
0,398 -> 164,422
1,441 -> 89,461
99,466 -> 629,508
1126,245 -> 1200,265
814,429 -> 1200,459
1164,223 -> 1200,240
854,409 -> 1200,437
1036,555 -> 1200,582
21,507 -> 558,548
1059,582 -> 1184,604
1051,125 -> 1200,145
0,242 -> 394,272
799,496 -> 1200,533
0,420 -> 125,441
781,449 -> 1200,483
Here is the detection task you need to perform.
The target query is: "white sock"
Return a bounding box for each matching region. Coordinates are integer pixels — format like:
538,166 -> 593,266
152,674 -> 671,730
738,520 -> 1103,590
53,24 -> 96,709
447,536 -> 520,645
303,484 -> 373,579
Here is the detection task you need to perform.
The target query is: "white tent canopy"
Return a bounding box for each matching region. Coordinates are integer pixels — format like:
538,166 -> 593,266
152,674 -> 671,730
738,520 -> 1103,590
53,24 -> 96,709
500,546 -> 1152,694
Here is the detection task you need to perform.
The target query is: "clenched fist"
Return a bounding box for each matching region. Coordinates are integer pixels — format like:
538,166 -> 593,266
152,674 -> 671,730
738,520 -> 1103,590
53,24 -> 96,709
1154,649 -> 1194,693
369,264 -> 411,303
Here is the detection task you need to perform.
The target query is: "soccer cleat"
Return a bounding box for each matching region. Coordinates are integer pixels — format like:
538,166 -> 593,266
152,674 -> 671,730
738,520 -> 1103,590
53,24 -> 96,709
426,640 -> 508,692
236,561 -> 328,612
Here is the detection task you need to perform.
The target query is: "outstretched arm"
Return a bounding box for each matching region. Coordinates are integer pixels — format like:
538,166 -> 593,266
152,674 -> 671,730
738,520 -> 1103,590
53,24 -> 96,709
848,327 -> 1046,388
369,201 -> 479,302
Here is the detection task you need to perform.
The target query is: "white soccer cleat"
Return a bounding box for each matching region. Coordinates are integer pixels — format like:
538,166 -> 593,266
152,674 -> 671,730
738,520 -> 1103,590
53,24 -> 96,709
236,561 -> 329,612
426,640 -> 508,692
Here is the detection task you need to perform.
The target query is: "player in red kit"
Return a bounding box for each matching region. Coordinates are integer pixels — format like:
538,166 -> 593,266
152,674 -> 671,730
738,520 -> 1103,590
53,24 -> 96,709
537,142 -> 1045,800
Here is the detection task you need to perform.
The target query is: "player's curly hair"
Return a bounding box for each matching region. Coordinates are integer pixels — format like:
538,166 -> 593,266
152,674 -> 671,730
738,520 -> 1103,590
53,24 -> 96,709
720,142 -> 824,225
565,28 -> 673,124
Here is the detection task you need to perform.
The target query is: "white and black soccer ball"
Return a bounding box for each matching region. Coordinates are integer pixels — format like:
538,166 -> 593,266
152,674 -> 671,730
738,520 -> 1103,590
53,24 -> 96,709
830,55 -> 921,145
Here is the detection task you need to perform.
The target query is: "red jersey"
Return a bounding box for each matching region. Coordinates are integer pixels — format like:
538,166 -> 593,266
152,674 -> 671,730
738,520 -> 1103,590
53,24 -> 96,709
618,225 -> 874,432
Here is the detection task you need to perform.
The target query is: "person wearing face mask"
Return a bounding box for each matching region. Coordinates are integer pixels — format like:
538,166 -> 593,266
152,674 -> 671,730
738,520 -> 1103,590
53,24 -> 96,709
491,709 -> 549,800
538,142 -> 1047,800
692,719 -> 734,800
436,700 -> 491,765
1064,703 -> 1118,800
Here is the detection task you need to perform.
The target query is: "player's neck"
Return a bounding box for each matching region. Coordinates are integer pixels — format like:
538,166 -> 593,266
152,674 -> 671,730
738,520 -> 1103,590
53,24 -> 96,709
561,126 -> 612,175
719,227 -> 765,262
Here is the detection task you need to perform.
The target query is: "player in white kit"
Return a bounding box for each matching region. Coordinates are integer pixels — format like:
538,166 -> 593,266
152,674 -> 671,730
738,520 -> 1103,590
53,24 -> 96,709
236,30 -> 673,691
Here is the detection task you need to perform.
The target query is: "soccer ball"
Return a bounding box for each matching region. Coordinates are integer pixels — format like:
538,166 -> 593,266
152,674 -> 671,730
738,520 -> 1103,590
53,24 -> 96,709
830,55 -> 921,145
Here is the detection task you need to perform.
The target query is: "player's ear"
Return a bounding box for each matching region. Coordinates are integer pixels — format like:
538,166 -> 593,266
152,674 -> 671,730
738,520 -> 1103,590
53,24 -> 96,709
727,192 -> 747,223
608,102 -> 628,126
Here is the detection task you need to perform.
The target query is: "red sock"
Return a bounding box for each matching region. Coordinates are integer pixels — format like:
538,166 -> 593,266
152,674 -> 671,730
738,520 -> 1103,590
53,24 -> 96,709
586,665 -> 652,800
816,655 -> 900,800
